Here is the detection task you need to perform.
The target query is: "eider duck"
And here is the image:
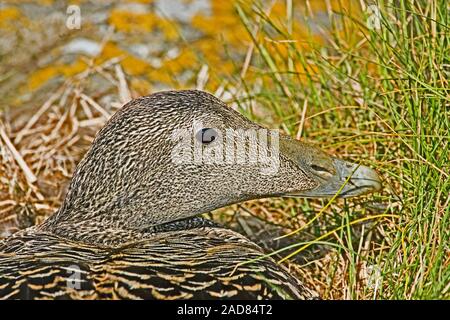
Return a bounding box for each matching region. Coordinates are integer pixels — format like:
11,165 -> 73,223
0,90 -> 381,299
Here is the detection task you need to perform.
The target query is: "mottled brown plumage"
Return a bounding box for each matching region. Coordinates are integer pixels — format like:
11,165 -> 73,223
0,90 -> 381,299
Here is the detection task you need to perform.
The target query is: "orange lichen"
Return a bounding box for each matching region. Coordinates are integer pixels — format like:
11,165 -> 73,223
98,42 -> 150,76
122,56 -> 150,76
192,1 -> 250,48
294,61 -> 319,83
109,10 -> 158,33
130,78 -> 152,96
27,58 -> 89,90
147,68 -> 176,85
60,58 -> 89,77
161,49 -> 198,75
196,47 -> 235,75
0,7 -> 23,28
158,19 -> 179,41
28,66 -> 59,90
145,48 -> 199,85
37,0 -> 55,5
124,0 -> 153,3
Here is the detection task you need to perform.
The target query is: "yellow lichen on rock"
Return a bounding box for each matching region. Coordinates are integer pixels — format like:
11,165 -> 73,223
60,58 -> 89,77
27,58 -> 89,90
27,66 -> 59,90
109,9 -> 158,33
98,42 -> 150,76
0,7 -> 23,29
191,2 -> 250,48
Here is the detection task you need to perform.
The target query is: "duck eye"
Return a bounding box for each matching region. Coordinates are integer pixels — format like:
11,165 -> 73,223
196,128 -> 217,144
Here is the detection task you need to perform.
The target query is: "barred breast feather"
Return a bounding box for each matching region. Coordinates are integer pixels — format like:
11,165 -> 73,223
0,227 -> 317,300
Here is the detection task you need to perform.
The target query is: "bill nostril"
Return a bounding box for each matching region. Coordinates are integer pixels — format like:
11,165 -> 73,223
311,164 -> 331,173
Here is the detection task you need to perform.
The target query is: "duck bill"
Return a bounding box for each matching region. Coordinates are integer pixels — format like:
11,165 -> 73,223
295,158 -> 382,198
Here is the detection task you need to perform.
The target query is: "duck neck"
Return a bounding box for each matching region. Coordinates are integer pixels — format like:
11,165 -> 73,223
40,206 -> 219,246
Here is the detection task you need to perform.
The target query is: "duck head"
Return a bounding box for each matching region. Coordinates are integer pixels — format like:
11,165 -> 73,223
52,90 -> 381,231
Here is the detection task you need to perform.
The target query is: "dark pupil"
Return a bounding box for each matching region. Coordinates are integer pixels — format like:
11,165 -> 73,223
200,128 -> 216,144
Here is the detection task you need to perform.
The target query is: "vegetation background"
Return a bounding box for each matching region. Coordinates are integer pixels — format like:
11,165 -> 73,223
0,0 -> 448,299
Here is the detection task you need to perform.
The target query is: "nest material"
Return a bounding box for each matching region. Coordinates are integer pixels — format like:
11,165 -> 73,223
0,60 -> 131,237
